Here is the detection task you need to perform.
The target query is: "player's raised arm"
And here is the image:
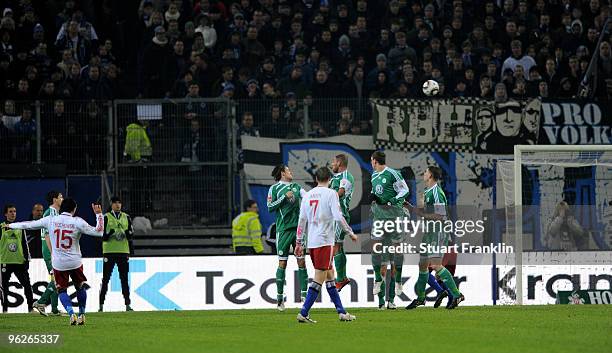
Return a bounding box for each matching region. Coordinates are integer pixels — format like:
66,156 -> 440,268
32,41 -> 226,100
76,204 -> 104,237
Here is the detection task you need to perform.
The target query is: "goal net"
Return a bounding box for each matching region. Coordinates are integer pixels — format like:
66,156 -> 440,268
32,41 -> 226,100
496,146 -> 612,305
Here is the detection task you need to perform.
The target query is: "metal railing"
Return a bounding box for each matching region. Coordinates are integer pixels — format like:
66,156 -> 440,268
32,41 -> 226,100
113,98 -> 235,226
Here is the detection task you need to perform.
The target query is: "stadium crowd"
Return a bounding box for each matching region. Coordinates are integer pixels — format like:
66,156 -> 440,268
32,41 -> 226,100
1,0 -> 611,160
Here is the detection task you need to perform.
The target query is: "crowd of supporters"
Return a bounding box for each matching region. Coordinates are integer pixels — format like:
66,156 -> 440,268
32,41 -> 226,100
1,0 -> 611,159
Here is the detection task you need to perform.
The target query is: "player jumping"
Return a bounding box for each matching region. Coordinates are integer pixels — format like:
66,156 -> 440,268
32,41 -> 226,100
295,167 -> 357,323
267,165 -> 309,311
405,166 -> 464,310
370,151 -> 409,309
5,198 -> 104,324
329,154 -> 354,292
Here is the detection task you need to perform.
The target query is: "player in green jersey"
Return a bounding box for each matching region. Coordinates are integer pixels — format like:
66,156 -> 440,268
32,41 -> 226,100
405,166 -> 464,310
267,165 -> 309,311
31,191 -> 64,316
369,151 -> 409,309
330,154 -> 354,292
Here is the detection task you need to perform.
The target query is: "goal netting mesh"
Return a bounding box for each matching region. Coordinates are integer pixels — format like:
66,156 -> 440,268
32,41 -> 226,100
496,148 -> 612,305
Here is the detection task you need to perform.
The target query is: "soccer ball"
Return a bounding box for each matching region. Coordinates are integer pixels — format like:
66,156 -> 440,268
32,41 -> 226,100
422,80 -> 439,96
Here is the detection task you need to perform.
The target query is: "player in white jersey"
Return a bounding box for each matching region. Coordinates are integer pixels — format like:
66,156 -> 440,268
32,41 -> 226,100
5,198 -> 103,325
295,167 -> 357,323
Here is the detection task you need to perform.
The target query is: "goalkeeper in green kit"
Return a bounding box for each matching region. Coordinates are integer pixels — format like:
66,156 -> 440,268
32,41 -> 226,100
369,151 -> 409,309
31,191 -> 65,316
267,165 -> 309,311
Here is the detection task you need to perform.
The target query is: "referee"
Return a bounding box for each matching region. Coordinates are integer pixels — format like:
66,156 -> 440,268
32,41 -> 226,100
99,197 -> 134,312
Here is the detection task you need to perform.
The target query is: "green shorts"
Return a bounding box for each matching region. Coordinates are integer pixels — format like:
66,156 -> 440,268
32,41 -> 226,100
420,232 -> 449,259
277,229 -> 302,260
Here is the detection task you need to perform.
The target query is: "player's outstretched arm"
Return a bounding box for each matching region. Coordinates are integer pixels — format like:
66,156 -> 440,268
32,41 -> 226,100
6,216 -> 50,231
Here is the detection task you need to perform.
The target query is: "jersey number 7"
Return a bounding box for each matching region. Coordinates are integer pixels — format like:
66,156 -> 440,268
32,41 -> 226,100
54,229 -> 73,250
309,199 -> 319,218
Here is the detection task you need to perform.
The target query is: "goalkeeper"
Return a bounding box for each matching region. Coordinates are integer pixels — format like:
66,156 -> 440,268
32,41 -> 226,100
32,191 -> 63,316
369,151 -> 409,309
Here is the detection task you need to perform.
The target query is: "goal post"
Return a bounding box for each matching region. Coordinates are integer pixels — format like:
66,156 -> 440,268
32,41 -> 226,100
498,145 -> 612,305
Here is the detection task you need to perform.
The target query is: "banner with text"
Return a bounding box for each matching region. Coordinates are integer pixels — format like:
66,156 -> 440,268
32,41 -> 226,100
539,100 -> 612,145
4,256 -> 611,313
371,98 -> 542,154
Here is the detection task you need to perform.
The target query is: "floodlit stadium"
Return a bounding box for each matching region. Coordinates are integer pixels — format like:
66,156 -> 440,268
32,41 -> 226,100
0,1 -> 610,352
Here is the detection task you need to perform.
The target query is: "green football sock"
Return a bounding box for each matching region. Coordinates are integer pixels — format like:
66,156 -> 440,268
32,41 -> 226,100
37,281 -> 54,305
298,267 -> 308,297
373,265 -> 382,282
388,278 -> 396,302
378,280 -> 385,306
437,267 -> 461,297
393,253 -> 404,284
334,247 -> 347,282
50,286 -> 59,313
416,271 -> 429,300
275,267 -> 286,302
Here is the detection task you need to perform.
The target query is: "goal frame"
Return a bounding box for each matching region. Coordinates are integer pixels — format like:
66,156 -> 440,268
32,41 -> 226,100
513,144 -> 612,305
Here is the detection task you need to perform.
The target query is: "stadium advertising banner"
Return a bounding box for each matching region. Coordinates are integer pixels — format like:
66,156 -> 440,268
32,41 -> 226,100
371,98 -> 542,154
538,100 -> 612,145
4,256 -> 611,312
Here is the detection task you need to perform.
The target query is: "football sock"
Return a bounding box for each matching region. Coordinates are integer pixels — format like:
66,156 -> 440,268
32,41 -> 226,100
372,252 -> 382,282
334,247 -> 347,281
58,291 -> 74,316
276,267 -> 286,302
325,281 -> 346,314
388,278 -> 396,302
37,281 -> 54,305
439,278 -> 450,293
393,253 -> 403,286
76,287 -> 87,315
378,280 -> 385,306
298,267 -> 308,298
50,286 -> 59,313
416,271 -> 429,301
428,273 -> 444,294
300,281 -> 321,317
437,267 -> 461,297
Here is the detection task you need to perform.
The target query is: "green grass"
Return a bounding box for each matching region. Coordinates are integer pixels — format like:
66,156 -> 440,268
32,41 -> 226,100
1,306 -> 611,353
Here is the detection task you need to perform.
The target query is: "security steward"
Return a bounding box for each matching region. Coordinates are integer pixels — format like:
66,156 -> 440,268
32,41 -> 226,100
99,197 -> 134,312
232,200 -> 264,255
0,204 -> 34,313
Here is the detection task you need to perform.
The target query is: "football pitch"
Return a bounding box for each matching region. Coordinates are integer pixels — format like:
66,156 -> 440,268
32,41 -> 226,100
1,306 -> 611,353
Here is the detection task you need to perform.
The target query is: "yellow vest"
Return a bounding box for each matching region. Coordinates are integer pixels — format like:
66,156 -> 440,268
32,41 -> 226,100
124,123 -> 152,161
231,211 -> 263,253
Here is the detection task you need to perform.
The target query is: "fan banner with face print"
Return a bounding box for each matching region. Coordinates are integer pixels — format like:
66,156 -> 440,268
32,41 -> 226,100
371,98 -> 542,154
538,100 -> 612,145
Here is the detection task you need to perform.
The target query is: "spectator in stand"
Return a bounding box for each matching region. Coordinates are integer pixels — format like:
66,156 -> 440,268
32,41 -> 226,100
142,26 -> 173,98
55,20 -> 91,67
494,83 -> 509,103
14,105 -> 36,162
236,111 -> 260,168
260,105 -> 288,139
